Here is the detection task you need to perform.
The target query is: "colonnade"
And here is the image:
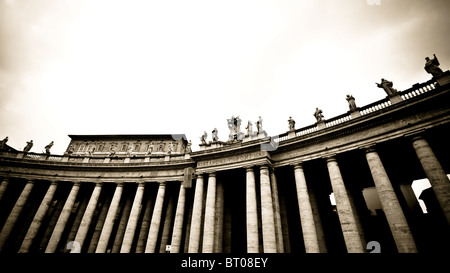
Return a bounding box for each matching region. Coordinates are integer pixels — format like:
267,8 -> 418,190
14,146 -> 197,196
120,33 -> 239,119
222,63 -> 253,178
0,134 -> 449,253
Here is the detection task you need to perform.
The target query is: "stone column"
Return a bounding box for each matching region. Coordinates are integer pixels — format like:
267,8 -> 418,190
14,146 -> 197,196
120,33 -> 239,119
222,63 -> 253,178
112,188 -> 133,253
270,169 -> 284,253
159,194 -> 175,253
294,163 -> 321,253
88,191 -> 112,253
0,180 -> 35,251
71,182 -> 102,252
135,193 -> 154,253
46,182 -> 81,253
365,147 -> 418,253
202,172 -> 217,253
260,165 -> 277,253
95,183 -> 123,253
19,181 -> 58,252
0,178 -> 9,202
170,183 -> 186,253
410,135 -> 450,225
145,182 -> 166,253
246,167 -> 259,253
120,182 -> 145,253
326,157 -> 365,253
188,175 -> 204,253
214,180 -> 224,253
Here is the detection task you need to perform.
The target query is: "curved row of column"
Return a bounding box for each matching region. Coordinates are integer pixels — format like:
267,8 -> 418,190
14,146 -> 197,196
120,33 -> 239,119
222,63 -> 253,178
0,179 -> 187,253
0,134 -> 448,253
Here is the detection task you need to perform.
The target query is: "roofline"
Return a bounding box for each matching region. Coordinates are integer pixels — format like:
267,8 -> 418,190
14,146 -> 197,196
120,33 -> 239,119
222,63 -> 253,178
68,134 -> 187,140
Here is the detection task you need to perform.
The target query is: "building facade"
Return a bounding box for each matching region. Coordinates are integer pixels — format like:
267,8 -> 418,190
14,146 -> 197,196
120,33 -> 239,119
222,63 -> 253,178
0,74 -> 449,253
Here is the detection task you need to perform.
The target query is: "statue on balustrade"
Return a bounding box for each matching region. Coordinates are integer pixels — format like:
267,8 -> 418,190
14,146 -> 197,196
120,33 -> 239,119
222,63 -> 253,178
256,116 -> 263,134
346,95 -> 357,111
245,120 -> 253,136
314,108 -> 324,122
45,141 -> 54,154
0,136 -> 8,149
288,116 -> 295,131
212,128 -> 219,142
23,140 -> 33,153
227,116 -> 243,141
200,131 -> 207,144
424,54 -> 444,78
376,78 -> 398,97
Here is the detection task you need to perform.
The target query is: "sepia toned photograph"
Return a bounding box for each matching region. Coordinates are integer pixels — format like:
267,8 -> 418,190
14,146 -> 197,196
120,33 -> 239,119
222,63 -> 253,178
0,0 -> 449,270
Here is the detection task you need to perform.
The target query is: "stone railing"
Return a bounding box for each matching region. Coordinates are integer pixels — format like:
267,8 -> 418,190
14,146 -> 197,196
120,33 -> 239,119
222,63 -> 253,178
0,150 -> 191,165
273,79 -> 438,144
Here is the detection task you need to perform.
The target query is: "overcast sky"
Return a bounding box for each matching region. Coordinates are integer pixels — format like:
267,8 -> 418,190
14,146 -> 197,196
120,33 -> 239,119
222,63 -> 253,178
1,0 -> 449,155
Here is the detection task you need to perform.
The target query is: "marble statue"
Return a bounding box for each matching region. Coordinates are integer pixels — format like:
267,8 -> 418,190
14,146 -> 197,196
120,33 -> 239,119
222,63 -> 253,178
424,54 -> 444,77
256,116 -> 263,134
24,140 -> 34,152
0,136 -> 8,149
45,141 -> 54,154
212,128 -> 219,142
314,108 -> 324,122
200,131 -> 207,144
288,116 -> 295,131
376,78 -> 398,97
246,120 -> 253,136
346,95 -> 357,111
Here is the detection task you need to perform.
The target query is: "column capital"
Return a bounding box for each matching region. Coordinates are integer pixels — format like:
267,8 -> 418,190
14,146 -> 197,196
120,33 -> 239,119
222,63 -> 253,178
245,166 -> 255,172
325,155 -> 337,163
404,130 -> 426,141
50,181 -> 59,186
94,181 -> 103,186
362,145 -> 377,154
137,181 -> 146,187
73,181 -> 81,186
259,165 -> 270,171
158,181 -> 167,186
207,172 -> 216,177
293,162 -> 304,170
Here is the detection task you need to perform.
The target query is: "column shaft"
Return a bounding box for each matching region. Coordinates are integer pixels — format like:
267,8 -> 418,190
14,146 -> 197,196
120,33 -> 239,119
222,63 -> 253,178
188,175 -> 204,253
112,189 -> 133,253
19,182 -> 58,252
0,180 -> 35,251
135,193 -> 154,253
270,170 -> 284,253
202,173 -> 216,253
120,182 -> 145,253
294,164 -> 320,253
326,157 -> 364,253
214,180 -> 224,253
365,148 -> 418,253
260,166 -> 277,253
71,182 -> 102,252
145,182 -> 166,253
88,191 -> 112,253
246,167 -> 259,253
159,194 -> 175,252
0,178 -> 9,202
170,183 -> 186,253
411,135 -> 450,225
95,183 -> 123,253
